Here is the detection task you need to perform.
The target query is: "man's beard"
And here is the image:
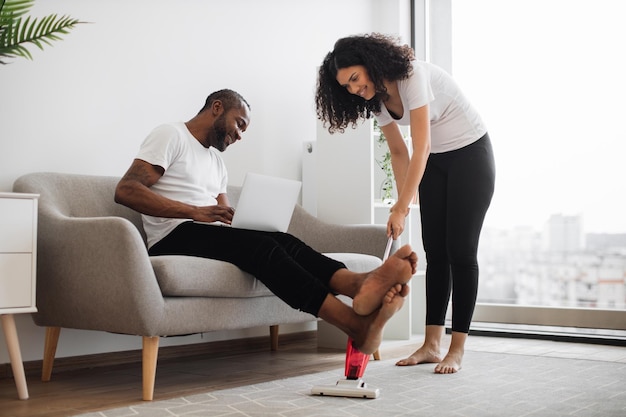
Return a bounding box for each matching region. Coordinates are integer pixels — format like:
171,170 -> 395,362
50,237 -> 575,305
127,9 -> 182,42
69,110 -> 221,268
211,114 -> 229,152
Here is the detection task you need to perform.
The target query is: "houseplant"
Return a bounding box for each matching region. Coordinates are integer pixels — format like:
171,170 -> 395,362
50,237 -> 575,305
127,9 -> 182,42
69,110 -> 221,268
0,0 -> 83,64
373,119 -> 395,204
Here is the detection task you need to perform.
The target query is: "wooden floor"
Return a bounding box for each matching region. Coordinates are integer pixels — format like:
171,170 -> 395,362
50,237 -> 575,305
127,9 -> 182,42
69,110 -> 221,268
0,331 -> 364,417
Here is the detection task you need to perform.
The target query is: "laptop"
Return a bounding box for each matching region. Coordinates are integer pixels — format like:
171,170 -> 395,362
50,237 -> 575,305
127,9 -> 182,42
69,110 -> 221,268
230,172 -> 302,232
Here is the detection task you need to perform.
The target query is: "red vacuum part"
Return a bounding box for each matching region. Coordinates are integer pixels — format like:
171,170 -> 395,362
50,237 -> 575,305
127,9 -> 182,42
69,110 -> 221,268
344,337 -> 370,380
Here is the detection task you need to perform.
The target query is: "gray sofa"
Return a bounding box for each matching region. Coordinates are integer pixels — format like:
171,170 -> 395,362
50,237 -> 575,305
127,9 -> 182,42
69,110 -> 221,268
13,172 -> 394,400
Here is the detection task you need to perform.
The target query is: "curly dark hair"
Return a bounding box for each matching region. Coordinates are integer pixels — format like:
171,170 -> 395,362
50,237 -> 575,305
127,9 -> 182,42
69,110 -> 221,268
315,33 -> 414,134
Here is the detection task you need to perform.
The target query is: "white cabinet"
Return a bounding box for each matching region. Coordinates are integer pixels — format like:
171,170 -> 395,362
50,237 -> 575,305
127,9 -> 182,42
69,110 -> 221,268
314,119 -> 418,246
0,192 -> 39,400
314,120 -> 427,347
314,119 -> 375,225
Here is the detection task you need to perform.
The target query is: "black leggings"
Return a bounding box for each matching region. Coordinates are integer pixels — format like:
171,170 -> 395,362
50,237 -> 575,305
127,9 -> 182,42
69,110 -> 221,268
149,222 -> 346,316
419,133 -> 495,333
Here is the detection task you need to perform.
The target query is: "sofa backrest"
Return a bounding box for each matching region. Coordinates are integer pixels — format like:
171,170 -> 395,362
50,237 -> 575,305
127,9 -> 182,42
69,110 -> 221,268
13,172 -> 146,240
12,171 -> 379,256
12,172 -> 249,245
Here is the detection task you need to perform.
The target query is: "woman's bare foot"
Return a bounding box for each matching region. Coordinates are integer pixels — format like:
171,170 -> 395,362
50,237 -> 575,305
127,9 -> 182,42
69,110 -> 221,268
434,349 -> 463,374
433,331 -> 467,373
353,245 -> 417,315
395,345 -> 442,366
352,292 -> 405,355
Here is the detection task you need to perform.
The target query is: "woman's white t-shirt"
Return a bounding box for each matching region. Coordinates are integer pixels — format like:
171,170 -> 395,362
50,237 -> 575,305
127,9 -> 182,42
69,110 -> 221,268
375,61 -> 487,153
135,122 -> 228,248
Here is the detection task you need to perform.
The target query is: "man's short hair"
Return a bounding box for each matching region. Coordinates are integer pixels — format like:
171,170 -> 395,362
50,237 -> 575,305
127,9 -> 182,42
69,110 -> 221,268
198,89 -> 250,114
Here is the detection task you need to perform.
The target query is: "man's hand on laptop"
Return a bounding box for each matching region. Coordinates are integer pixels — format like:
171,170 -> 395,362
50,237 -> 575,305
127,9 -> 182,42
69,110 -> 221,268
193,205 -> 235,225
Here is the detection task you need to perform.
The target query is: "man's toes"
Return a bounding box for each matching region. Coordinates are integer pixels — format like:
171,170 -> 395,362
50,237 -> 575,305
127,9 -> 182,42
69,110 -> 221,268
393,244 -> 413,259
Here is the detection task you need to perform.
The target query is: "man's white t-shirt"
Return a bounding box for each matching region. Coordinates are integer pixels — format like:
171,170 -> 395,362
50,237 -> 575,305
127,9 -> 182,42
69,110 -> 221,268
135,122 -> 228,248
375,61 -> 487,153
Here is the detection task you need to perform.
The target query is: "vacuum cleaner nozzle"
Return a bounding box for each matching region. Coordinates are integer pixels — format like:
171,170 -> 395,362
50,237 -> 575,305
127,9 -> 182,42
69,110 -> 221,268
310,338 -> 380,399
310,378 -> 380,399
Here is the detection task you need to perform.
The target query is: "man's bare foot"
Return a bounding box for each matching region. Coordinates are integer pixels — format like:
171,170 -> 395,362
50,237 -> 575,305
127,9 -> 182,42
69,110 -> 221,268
395,345 -> 442,366
434,350 -> 463,374
353,293 -> 405,355
352,245 -> 417,316
383,284 -> 410,304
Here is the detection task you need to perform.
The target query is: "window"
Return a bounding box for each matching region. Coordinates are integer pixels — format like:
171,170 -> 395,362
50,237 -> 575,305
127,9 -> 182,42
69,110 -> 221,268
424,0 -> 626,331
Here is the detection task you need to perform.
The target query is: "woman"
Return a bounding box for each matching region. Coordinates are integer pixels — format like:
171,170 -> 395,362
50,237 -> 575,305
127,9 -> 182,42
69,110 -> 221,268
315,33 -> 495,373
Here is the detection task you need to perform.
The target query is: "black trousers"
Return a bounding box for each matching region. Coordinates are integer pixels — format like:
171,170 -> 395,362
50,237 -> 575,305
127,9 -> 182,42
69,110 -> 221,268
419,133 -> 496,333
148,222 -> 346,316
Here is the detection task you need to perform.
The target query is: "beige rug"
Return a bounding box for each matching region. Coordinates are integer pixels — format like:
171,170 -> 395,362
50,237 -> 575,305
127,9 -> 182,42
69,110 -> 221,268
75,351 -> 626,417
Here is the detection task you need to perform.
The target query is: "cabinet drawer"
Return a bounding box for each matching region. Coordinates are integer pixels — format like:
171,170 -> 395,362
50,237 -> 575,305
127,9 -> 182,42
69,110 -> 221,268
0,254 -> 33,309
0,198 -> 35,253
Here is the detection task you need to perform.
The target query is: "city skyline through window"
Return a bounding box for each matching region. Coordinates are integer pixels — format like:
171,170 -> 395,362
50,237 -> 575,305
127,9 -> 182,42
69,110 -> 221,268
451,0 -> 626,311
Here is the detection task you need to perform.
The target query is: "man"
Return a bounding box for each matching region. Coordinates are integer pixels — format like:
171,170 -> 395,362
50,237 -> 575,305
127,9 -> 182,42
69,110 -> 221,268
114,89 -> 417,354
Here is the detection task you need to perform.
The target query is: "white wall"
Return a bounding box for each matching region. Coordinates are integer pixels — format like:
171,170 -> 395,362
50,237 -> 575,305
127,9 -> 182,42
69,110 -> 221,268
0,0 -> 410,363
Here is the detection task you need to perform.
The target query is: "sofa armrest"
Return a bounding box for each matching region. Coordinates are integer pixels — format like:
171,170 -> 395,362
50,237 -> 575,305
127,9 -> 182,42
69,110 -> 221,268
287,206 -> 399,259
35,214 -> 165,335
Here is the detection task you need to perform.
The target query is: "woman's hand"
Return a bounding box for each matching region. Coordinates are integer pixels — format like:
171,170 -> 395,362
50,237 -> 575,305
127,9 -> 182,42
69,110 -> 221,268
387,204 -> 410,239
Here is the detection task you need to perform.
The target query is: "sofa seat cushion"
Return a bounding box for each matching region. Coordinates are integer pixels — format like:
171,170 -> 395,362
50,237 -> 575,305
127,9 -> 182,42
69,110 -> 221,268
151,253 -> 382,298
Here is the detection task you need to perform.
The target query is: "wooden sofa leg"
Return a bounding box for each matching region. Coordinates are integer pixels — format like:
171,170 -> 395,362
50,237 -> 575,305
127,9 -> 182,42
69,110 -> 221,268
142,336 -> 159,401
270,325 -> 279,351
372,349 -> 381,361
42,327 -> 61,382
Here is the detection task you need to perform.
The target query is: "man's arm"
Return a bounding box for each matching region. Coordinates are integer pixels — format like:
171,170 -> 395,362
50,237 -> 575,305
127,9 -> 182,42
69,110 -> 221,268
114,159 -> 235,224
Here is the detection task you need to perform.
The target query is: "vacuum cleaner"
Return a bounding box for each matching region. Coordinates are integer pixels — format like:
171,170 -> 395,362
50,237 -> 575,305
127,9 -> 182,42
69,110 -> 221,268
310,337 -> 380,399
310,236 -> 394,399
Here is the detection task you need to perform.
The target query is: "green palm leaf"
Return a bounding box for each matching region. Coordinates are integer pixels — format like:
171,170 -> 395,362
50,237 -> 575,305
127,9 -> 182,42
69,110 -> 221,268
0,0 -> 84,64
0,0 -> 32,22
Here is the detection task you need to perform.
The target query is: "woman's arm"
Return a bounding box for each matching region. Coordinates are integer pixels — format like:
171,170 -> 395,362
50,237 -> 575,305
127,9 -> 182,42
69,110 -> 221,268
383,104 -> 431,239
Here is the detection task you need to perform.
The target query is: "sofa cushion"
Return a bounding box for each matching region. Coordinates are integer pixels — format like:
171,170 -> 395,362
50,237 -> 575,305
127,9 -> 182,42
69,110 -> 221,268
151,253 -> 382,298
